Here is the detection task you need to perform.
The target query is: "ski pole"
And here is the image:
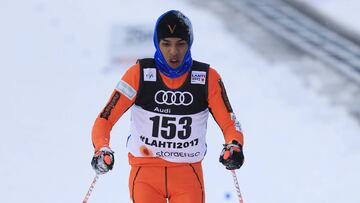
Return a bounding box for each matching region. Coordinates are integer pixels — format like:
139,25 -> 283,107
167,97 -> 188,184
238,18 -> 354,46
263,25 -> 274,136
82,174 -> 99,203
231,170 -> 244,203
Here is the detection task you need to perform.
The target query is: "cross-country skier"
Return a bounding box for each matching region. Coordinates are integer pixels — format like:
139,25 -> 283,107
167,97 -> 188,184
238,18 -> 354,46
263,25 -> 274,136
90,10 -> 245,203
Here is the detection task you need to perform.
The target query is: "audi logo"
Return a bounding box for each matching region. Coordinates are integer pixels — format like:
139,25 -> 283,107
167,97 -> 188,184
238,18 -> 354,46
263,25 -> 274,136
155,90 -> 193,106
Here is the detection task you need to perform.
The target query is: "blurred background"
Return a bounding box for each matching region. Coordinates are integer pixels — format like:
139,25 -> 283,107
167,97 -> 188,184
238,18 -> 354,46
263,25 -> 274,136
0,0 -> 359,202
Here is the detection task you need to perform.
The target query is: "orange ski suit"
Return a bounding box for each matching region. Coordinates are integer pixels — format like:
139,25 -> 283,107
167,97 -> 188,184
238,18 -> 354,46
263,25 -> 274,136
92,62 -> 244,203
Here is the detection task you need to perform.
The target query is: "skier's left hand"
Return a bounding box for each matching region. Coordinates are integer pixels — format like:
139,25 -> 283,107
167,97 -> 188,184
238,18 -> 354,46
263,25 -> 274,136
91,147 -> 114,175
219,140 -> 244,170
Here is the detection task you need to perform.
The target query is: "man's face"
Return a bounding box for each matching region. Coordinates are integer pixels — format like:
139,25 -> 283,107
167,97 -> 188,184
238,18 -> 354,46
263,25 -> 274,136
159,37 -> 189,69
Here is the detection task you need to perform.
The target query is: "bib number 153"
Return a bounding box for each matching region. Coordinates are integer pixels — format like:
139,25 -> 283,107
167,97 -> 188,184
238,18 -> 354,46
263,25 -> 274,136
149,116 -> 192,140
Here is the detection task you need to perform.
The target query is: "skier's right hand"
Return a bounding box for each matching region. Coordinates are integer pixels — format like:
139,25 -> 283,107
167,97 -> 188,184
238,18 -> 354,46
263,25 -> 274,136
91,147 -> 114,175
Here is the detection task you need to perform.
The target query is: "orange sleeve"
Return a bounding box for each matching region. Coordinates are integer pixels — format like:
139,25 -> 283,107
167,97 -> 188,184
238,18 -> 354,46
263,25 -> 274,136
208,67 -> 244,145
91,64 -> 140,152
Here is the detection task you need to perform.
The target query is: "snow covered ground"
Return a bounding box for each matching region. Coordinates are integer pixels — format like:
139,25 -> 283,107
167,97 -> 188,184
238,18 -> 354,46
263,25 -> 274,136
0,0 -> 359,202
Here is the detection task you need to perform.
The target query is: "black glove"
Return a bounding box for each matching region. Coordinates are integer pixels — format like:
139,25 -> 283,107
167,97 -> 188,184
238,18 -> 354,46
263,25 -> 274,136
91,147 -> 115,175
219,140 -> 244,170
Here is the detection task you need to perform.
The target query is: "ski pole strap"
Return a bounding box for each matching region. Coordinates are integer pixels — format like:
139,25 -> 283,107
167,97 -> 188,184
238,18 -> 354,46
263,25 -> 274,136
83,174 -> 99,203
231,170 -> 244,203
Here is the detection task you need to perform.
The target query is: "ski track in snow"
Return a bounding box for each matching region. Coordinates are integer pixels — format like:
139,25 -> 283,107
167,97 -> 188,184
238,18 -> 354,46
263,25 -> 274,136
0,0 -> 359,202
300,0 -> 360,34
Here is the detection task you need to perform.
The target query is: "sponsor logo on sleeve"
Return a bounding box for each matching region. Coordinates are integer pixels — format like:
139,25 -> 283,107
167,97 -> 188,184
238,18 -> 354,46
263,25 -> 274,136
100,92 -> 121,120
144,68 -> 156,81
191,71 -> 206,85
218,79 -> 233,112
115,80 -> 136,100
